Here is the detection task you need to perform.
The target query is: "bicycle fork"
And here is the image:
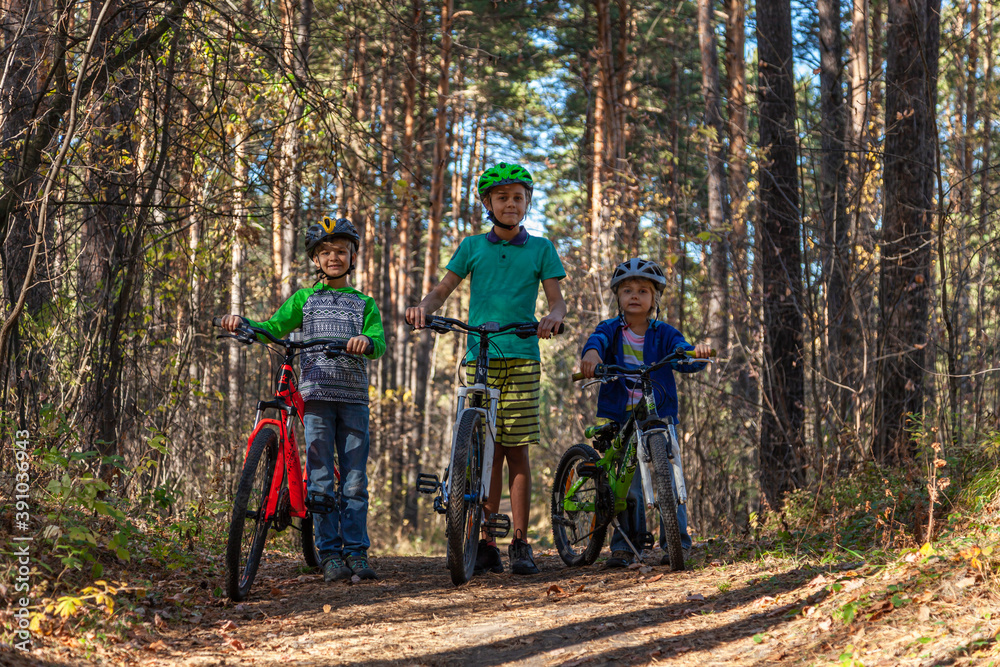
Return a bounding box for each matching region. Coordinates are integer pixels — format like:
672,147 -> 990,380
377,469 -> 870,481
636,423 -> 688,511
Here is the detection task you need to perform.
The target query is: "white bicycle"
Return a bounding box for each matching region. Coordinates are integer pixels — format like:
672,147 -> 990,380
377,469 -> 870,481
416,315 -> 562,585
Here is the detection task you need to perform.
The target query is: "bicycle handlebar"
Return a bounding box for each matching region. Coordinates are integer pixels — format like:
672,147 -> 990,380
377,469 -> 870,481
571,346 -> 716,382
417,315 -> 565,338
212,317 -> 373,356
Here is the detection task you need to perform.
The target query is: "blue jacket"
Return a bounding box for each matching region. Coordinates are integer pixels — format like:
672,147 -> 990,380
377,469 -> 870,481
581,317 -> 705,423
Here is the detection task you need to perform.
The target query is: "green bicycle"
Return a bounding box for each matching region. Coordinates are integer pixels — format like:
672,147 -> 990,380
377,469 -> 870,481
551,345 -> 714,571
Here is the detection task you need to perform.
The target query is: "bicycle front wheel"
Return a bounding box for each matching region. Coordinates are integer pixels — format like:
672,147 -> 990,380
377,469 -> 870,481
226,427 -> 279,600
551,444 -> 608,566
446,410 -> 484,585
648,432 -> 684,571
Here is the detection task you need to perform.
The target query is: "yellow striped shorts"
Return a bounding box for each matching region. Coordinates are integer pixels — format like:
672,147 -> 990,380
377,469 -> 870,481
466,358 -> 541,447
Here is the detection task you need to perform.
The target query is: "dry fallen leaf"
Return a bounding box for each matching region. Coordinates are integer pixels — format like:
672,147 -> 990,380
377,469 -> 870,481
323,604 -> 332,614
646,574 -> 664,583
227,637 -> 245,650
957,577 -> 976,589
547,584 -> 565,596
219,620 -> 237,632
154,614 -> 167,630
269,587 -> 283,597
575,584 -> 586,593
818,618 -> 833,631
686,593 -> 705,602
918,605 -> 931,622
147,640 -> 168,652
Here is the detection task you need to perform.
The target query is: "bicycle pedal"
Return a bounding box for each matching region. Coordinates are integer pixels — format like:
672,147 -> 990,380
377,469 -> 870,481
575,462 -> 599,478
482,513 -> 511,538
417,472 -> 441,495
433,495 -> 447,515
639,531 -> 655,550
305,491 -> 338,515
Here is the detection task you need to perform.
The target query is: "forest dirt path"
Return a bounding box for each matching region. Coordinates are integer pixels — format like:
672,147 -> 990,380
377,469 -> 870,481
4,546 -> 998,666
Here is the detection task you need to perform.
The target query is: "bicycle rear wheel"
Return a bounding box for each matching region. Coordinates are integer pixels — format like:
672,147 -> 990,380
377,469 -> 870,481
446,410 -> 484,585
226,427 -> 279,600
551,444 -> 608,566
648,432 -> 684,571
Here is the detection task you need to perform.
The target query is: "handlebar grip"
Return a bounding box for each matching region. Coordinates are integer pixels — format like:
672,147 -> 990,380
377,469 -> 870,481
554,322 -> 565,335
573,363 -> 608,382
684,349 -> 718,358
212,317 -> 223,328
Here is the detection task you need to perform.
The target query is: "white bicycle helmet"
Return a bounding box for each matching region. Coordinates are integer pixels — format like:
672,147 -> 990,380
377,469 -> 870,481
610,258 -> 667,294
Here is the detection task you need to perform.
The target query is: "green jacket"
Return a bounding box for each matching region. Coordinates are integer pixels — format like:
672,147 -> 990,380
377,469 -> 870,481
248,283 -> 385,404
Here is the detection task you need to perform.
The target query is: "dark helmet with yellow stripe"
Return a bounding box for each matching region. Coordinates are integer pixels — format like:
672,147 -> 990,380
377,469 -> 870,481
305,216 -> 360,258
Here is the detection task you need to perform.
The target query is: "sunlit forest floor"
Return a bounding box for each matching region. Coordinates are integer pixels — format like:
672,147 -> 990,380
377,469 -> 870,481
3,520 -> 998,667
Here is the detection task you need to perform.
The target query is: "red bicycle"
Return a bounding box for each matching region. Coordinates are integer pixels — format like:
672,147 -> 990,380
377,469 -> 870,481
213,317 -> 368,601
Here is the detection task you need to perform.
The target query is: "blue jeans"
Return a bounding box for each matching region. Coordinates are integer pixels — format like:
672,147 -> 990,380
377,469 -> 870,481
303,400 -> 371,561
610,441 -> 692,553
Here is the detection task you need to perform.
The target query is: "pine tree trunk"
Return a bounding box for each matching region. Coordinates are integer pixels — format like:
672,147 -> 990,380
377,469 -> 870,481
873,0 -> 940,462
229,127 -> 249,428
756,0 -> 806,507
698,0 -> 730,356
818,0 -> 852,428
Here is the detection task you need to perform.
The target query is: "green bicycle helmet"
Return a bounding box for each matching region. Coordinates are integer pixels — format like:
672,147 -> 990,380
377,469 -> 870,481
477,162 -> 534,199
305,216 -> 360,258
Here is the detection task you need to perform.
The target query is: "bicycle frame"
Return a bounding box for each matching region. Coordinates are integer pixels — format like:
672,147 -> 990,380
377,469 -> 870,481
443,332 -> 501,510
243,356 -> 309,523
223,321 -> 352,525
568,351 -> 706,520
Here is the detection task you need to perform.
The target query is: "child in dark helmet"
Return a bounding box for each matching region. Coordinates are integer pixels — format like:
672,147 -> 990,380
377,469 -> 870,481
579,258 -> 711,568
407,162 -> 566,576
220,216 -> 385,582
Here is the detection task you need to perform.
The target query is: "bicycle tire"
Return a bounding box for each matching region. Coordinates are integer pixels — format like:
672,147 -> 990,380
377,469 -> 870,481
551,444 -> 608,567
226,427 -> 279,600
648,432 -> 684,571
300,514 -> 321,568
446,410 -> 484,585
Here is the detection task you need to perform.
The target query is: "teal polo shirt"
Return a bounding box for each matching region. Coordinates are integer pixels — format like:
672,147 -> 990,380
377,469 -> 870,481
446,226 -> 566,361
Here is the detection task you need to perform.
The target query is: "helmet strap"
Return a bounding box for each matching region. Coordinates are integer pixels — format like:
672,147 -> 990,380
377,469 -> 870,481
486,209 -> 518,231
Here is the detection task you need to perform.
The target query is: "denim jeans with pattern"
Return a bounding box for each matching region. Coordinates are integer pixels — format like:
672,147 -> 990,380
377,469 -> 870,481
303,400 -> 371,561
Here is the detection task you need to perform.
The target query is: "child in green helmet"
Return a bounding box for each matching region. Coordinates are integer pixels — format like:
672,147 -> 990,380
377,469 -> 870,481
407,162 -> 567,576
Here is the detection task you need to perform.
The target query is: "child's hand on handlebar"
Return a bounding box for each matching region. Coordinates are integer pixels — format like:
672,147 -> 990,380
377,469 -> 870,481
220,314 -> 243,332
537,314 -> 563,339
580,349 -> 602,379
346,335 -> 371,355
405,306 -> 426,329
693,343 -> 713,359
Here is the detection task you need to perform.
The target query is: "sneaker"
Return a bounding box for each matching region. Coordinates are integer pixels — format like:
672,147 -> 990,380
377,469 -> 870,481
474,539 -> 504,574
508,538 -> 540,575
346,553 -> 377,580
323,556 -> 352,582
604,550 -> 633,569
